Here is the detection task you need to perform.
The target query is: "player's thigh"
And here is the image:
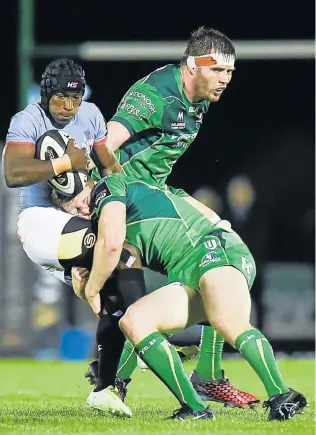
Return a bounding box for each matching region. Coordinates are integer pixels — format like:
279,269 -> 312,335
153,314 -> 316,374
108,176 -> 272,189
199,266 -> 253,345
200,266 -> 251,322
121,282 -> 204,333
185,289 -> 208,328
197,230 -> 255,331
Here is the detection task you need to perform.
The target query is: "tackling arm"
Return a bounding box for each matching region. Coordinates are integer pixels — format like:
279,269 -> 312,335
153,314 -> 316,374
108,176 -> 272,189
92,121 -> 131,176
85,201 -> 126,314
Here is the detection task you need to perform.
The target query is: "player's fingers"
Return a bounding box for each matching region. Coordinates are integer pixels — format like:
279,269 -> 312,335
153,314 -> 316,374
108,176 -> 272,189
80,269 -> 90,278
71,267 -> 82,281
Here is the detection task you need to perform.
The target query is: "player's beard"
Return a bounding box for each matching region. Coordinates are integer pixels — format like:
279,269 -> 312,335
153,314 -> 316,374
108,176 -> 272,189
194,74 -> 217,102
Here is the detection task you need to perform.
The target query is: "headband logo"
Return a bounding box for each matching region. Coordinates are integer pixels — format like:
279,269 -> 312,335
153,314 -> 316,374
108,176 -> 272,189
67,82 -> 79,88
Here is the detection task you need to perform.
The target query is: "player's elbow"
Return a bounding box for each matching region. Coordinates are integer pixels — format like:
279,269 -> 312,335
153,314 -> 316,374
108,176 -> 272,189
4,170 -> 20,188
3,162 -> 26,187
99,237 -> 123,256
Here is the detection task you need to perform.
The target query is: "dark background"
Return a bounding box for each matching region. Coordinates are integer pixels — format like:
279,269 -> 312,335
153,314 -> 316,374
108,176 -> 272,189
1,0 -> 315,265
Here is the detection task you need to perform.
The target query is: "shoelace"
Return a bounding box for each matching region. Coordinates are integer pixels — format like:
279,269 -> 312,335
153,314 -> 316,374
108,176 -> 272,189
262,398 -> 299,416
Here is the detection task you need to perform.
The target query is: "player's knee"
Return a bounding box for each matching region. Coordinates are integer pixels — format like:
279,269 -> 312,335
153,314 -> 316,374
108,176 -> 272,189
119,304 -> 153,340
119,305 -> 138,336
210,315 -> 251,345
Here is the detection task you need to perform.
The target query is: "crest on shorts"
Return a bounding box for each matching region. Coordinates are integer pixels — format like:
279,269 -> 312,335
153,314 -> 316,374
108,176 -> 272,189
242,256 -> 253,277
200,251 -> 220,267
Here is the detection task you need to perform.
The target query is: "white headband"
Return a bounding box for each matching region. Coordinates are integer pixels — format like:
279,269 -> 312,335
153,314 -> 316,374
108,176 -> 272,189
187,53 -> 235,68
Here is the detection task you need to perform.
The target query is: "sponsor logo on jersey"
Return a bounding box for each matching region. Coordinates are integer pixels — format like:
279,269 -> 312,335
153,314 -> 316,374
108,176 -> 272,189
171,122 -> 186,129
200,251 -> 221,267
171,133 -> 197,141
177,111 -> 184,121
84,233 -> 96,248
94,190 -> 109,207
120,102 -> 143,119
79,130 -> 94,151
196,113 -> 203,124
171,111 -> 186,129
170,142 -> 188,149
93,181 -> 112,208
170,132 -> 197,148
129,91 -> 156,114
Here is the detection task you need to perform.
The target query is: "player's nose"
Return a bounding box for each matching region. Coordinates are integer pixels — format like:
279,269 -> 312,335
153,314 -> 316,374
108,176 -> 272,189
64,98 -> 74,110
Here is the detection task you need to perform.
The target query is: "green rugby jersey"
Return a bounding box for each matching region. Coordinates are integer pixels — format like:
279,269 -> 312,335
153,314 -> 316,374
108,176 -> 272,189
110,64 -> 210,187
90,174 -> 218,288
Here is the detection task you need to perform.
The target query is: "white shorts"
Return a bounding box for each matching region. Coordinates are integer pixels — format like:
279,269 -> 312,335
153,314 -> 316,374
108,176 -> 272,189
17,207 -> 73,270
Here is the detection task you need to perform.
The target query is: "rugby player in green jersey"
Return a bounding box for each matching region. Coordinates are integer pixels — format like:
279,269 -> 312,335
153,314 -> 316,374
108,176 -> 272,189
61,174 -> 307,421
91,26 -> 257,407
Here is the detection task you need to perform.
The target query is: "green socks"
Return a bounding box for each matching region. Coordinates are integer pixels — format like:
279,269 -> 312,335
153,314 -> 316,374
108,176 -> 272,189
117,339 -> 138,379
235,328 -> 288,397
195,326 -> 224,381
117,333 -> 173,379
135,332 -> 207,411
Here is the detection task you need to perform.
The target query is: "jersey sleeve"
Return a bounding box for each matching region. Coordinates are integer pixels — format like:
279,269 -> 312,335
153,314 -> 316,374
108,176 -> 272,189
90,104 -> 108,146
110,82 -> 165,135
91,174 -> 127,217
6,111 -> 38,145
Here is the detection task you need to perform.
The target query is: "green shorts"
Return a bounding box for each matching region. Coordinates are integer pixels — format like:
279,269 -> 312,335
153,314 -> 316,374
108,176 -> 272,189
168,229 -> 256,291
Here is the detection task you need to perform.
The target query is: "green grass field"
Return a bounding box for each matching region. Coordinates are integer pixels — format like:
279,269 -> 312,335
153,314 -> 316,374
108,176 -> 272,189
0,358 -> 314,435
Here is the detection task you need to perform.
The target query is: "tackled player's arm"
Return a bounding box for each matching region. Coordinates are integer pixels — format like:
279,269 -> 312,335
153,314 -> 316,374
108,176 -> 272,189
3,139 -> 87,188
3,141 -> 56,187
85,201 -> 126,314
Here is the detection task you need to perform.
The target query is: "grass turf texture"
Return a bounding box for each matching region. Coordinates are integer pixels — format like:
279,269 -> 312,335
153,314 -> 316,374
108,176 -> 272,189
0,358 -> 314,435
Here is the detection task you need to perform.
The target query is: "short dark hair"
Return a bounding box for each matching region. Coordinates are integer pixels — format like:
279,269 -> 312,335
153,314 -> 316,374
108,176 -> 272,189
180,26 -> 236,65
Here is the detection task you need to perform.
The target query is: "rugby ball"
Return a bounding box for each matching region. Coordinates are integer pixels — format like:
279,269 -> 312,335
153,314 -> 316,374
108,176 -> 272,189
35,130 -> 87,197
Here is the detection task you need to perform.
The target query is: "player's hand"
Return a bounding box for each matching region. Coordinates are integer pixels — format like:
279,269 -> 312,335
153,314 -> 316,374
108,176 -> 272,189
85,284 -> 101,316
71,267 -> 90,300
65,139 -> 89,173
72,267 -> 90,281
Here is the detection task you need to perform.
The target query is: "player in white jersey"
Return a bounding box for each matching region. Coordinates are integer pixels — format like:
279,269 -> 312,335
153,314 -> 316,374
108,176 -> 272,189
17,205 -> 140,417
2,58 -> 147,413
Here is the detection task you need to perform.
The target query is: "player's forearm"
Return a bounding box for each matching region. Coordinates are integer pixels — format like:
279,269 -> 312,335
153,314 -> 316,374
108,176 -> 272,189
5,159 -> 56,187
4,155 -> 73,187
86,239 -> 122,295
93,144 -> 124,176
